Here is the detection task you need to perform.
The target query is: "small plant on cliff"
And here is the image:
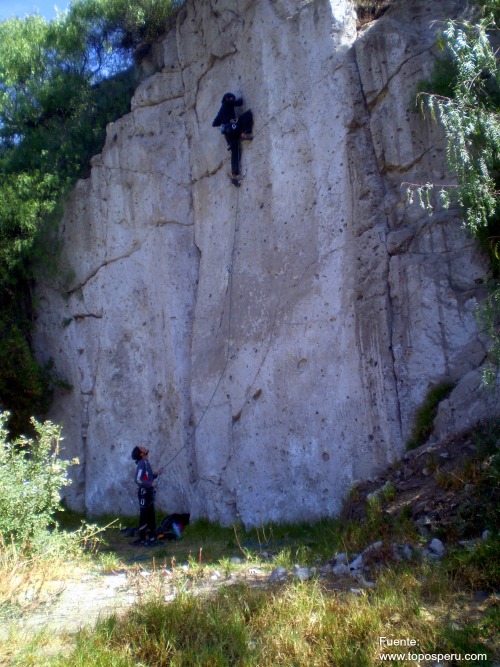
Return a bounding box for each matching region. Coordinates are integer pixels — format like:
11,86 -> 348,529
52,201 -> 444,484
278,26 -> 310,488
0,411 -> 77,546
406,382 -> 455,450
355,0 -> 393,28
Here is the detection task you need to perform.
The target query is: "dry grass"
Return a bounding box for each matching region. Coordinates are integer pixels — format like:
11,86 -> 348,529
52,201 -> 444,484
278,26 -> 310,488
0,536 -> 66,618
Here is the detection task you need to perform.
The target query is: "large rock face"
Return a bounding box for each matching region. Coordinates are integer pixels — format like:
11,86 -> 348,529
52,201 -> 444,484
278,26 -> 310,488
33,0 -> 498,525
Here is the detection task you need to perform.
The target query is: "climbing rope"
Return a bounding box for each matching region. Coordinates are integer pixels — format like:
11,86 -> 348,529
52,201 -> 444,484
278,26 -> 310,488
126,140 -> 246,513
160,177 -> 241,471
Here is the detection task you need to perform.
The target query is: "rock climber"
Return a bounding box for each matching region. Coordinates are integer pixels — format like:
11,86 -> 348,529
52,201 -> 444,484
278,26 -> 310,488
131,445 -> 164,546
212,92 -> 253,187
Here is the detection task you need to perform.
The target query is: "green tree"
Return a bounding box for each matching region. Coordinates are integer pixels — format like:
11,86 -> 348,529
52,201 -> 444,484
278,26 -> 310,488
0,0 -> 180,434
407,10 -> 500,384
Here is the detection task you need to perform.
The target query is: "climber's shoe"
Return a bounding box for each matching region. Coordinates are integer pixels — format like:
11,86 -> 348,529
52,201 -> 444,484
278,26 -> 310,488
241,133 -> 253,140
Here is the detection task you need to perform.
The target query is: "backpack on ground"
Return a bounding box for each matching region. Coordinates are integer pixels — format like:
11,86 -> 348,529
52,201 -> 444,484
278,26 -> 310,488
156,513 -> 190,541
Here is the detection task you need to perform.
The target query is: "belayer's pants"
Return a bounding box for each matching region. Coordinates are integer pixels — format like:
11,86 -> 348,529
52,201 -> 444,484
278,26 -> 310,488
138,489 -> 156,540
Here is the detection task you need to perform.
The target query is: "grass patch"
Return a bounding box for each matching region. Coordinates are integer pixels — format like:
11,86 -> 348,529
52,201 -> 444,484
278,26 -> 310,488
341,495 -> 420,555
36,566 -> 498,667
445,534 -> 500,592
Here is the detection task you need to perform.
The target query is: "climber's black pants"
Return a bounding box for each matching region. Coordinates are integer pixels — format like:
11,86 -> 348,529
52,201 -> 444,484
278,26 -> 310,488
227,139 -> 241,175
225,109 -> 253,175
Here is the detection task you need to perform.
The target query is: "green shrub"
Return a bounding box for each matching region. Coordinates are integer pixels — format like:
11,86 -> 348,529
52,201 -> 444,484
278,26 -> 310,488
0,411 -> 77,545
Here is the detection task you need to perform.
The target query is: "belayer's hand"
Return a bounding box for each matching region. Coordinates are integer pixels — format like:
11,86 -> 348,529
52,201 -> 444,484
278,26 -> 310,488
157,467 -> 165,476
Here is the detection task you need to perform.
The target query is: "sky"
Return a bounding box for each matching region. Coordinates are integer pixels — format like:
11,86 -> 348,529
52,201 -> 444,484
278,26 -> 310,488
0,0 -> 71,21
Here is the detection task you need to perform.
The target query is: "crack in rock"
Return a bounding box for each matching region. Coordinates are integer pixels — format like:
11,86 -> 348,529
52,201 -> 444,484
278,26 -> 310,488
67,242 -> 143,296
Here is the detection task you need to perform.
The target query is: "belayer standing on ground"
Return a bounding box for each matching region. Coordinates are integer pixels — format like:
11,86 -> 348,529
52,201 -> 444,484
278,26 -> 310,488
212,92 -> 253,187
131,445 -> 164,546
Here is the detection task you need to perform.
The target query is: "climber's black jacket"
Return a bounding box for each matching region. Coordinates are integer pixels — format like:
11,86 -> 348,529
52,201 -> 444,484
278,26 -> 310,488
212,92 -> 243,127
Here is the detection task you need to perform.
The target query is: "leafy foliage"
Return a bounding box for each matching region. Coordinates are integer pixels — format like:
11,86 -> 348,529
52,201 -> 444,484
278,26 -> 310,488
0,0 -> 181,434
0,411 -> 77,544
410,18 -> 500,232
407,10 -> 500,384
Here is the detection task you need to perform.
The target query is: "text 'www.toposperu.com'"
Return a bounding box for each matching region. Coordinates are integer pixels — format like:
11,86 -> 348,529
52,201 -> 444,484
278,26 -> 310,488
377,637 -> 488,663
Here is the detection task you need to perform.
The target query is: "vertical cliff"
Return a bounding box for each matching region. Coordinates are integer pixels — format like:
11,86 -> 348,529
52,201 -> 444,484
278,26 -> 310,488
33,0 -> 499,525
